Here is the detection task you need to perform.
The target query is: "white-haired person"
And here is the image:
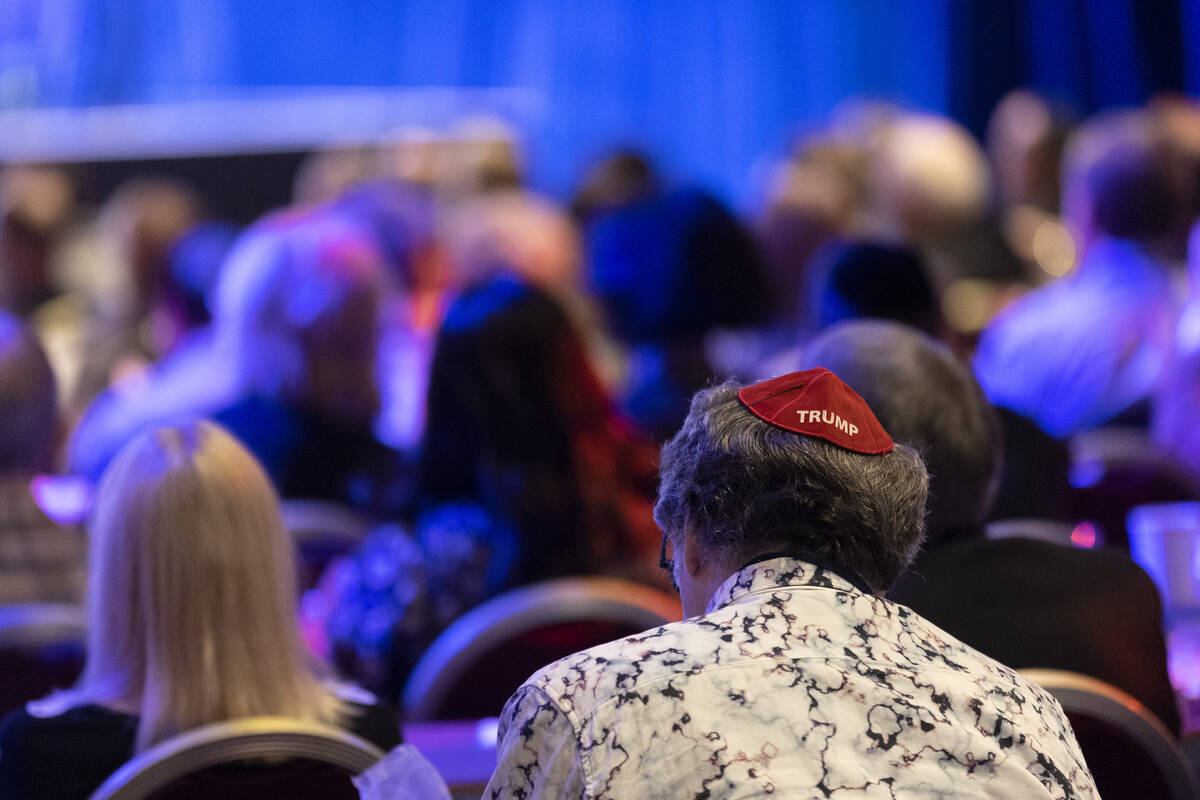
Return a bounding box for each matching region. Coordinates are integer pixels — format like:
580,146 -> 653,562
0,421 -> 401,799
483,369 -> 1098,798
68,208 -> 401,516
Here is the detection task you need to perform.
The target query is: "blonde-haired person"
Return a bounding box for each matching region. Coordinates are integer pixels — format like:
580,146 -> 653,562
0,421 -> 401,800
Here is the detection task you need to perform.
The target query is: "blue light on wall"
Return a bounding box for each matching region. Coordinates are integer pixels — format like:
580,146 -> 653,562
2,0 -> 1196,203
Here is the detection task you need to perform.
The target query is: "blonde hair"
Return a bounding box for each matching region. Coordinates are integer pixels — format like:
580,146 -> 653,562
75,420 -> 344,750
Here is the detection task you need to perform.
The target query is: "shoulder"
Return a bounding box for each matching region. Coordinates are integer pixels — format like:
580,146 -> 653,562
519,620 -> 699,716
0,703 -> 136,798
1,699 -> 130,738
911,535 -> 1156,586
0,704 -> 75,755
488,682 -> 589,799
330,685 -> 403,752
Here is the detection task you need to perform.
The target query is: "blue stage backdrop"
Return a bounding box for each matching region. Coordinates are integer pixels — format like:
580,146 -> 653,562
2,0 -> 1198,203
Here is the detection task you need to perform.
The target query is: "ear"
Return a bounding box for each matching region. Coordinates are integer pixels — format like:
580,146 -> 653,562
682,521 -> 706,578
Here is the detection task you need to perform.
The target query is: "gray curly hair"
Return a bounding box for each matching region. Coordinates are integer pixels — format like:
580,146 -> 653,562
654,381 -> 928,593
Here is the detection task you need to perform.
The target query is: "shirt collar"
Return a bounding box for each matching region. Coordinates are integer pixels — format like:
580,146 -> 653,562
705,555 -> 869,614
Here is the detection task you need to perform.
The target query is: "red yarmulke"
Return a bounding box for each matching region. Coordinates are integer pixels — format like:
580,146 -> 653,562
737,368 -> 894,454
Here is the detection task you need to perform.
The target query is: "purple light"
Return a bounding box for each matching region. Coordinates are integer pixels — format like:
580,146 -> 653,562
1069,521 -> 1097,549
30,475 -> 92,525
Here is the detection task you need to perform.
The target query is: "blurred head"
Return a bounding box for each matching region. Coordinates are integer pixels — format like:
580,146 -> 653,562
804,320 -> 1002,542
418,274 -> 612,580
0,165 -> 75,314
570,149 -> 659,222
1061,110 -> 1186,253
99,177 -> 204,311
1151,94 -> 1200,228
806,240 -> 943,336
442,190 -> 580,296
214,210 -> 387,425
437,115 -> 524,196
0,311 -> 57,473
585,187 -> 768,343
292,147 -> 376,207
80,421 -> 339,750
331,179 -> 440,292
871,113 -> 991,241
986,89 -> 1071,213
654,379 -> 927,611
756,156 -> 855,325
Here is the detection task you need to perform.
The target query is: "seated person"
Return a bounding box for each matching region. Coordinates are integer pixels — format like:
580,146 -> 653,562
324,274 -> 663,698
584,187 -> 769,439
0,311 -> 85,604
973,110 -> 1182,437
208,210 -> 400,512
413,273 -> 660,587
805,239 -> 945,338
486,369 -> 1097,798
807,319 -> 1182,735
70,210 -> 401,514
0,421 -> 400,800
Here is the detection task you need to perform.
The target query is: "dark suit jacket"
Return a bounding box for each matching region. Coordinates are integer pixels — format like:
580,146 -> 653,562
888,531 -> 1181,736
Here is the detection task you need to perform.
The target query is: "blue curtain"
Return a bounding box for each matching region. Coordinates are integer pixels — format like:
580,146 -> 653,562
2,0 -> 1197,201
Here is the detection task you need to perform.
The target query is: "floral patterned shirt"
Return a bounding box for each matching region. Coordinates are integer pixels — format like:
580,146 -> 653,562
485,556 -> 1098,799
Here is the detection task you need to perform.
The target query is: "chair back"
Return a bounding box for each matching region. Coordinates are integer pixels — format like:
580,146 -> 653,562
1068,427 -> 1200,549
0,602 -> 86,718
402,576 -> 680,721
985,518 -> 1079,546
87,716 -> 385,800
280,499 -> 373,590
1021,668 -> 1200,800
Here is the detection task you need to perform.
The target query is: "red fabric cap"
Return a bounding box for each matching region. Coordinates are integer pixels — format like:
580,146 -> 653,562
737,368 -> 894,454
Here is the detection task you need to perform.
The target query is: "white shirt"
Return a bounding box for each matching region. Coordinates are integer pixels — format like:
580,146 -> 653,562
973,237 -> 1177,437
485,556 -> 1098,799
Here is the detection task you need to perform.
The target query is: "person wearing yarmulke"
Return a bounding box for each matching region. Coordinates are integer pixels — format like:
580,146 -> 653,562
484,369 -> 1097,799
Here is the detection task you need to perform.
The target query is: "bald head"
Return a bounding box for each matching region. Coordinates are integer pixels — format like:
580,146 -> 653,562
0,312 -> 57,472
804,320 -> 1001,541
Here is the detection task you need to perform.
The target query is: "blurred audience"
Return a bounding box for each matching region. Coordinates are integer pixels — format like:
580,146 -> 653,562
569,149 -> 659,223
164,220 -> 238,335
436,115 -> 524,198
0,165 -> 76,317
414,273 -> 659,584
0,421 -> 400,800
442,187 -> 622,386
974,109 -> 1184,437
325,274 -> 661,696
331,180 -> 445,451
1154,217 -> 1200,482
293,147 -> 379,207
584,186 -> 769,438
70,208 -> 401,513
807,319 -> 1181,736
0,89 -> 1193,790
987,89 -> 1071,217
207,210 -> 398,509
325,503 -> 517,700
59,178 -> 206,416
756,149 -> 855,327
868,111 -> 991,250
0,311 -> 85,605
